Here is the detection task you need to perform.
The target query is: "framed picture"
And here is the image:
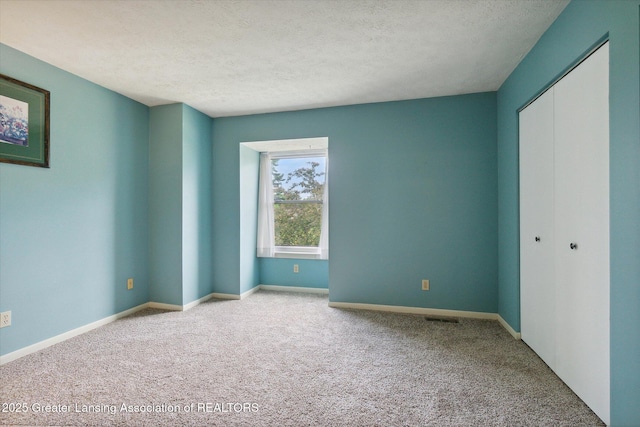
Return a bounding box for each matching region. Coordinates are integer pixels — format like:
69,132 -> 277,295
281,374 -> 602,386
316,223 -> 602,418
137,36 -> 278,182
0,74 -> 50,168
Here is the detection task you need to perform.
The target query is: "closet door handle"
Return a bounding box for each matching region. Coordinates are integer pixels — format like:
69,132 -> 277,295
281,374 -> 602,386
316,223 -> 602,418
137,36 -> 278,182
535,236 -> 541,242
570,243 -> 578,250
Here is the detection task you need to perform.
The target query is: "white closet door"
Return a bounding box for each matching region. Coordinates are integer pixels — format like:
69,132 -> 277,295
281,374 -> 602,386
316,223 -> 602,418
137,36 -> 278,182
554,42 -> 609,425
519,88 -> 556,370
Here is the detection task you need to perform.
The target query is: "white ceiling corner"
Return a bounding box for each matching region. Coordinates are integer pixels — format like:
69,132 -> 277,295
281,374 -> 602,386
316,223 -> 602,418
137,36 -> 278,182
0,0 -> 569,118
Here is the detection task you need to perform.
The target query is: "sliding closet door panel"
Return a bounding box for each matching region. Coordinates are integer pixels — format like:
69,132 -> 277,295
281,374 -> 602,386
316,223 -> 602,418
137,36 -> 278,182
519,88 -> 556,370
554,42 -> 609,424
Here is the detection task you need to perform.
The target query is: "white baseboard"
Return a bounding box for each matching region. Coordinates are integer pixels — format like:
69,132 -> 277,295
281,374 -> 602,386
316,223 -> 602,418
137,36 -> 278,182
240,286 -> 261,299
259,284 -> 329,295
147,301 -> 183,311
212,285 -> 328,299
328,301 -> 498,320
183,293 -> 217,310
2,291 -> 520,365
147,292 -> 224,311
0,285 -> 323,364
210,292 -> 241,300
0,291 -> 222,365
329,301 -> 522,340
210,288 -> 258,300
497,315 -> 521,339
0,303 -> 148,365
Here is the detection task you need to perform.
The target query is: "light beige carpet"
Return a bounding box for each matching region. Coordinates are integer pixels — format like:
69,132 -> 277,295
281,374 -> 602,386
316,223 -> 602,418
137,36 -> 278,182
0,291 -> 603,426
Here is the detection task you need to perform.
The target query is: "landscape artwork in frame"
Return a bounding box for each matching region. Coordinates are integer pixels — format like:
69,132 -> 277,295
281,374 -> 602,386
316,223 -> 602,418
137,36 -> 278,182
0,74 -> 50,168
0,95 -> 29,146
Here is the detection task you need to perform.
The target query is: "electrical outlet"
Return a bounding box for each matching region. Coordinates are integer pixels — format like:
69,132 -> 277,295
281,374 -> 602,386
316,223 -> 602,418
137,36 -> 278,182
127,278 -> 134,290
293,264 -> 299,273
422,279 -> 430,291
0,311 -> 11,328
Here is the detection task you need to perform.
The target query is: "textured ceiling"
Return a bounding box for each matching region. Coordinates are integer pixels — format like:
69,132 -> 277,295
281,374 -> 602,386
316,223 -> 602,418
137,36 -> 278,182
0,0 -> 569,118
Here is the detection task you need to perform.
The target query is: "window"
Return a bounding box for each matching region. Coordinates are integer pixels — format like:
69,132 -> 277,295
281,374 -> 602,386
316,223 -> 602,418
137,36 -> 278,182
272,155 -> 325,249
256,147 -> 328,259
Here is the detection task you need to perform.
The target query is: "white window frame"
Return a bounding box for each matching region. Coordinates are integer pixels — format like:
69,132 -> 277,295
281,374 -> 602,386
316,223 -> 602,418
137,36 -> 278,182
270,150 -> 327,258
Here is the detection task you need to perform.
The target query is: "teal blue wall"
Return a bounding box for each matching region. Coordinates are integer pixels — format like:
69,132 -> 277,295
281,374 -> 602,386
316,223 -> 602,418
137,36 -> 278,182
496,1 -> 640,424
330,96 -> 497,311
212,93 -> 498,312
149,104 -> 183,305
149,104 -> 214,306
239,145 -> 260,294
0,44 -> 150,355
182,105 -> 213,304
260,259 -> 329,288
211,119 -> 240,295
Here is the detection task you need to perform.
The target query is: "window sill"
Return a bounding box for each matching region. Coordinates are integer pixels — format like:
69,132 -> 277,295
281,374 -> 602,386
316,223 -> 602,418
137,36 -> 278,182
273,246 -> 325,260
274,252 -> 321,260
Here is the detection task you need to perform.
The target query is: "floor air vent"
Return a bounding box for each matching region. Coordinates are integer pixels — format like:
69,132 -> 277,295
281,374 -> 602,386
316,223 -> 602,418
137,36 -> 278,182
424,316 -> 459,324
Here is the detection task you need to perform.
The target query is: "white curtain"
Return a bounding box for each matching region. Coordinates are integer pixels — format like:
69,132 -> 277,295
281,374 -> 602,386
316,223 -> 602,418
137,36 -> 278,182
319,155 -> 329,260
257,152 -> 275,257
